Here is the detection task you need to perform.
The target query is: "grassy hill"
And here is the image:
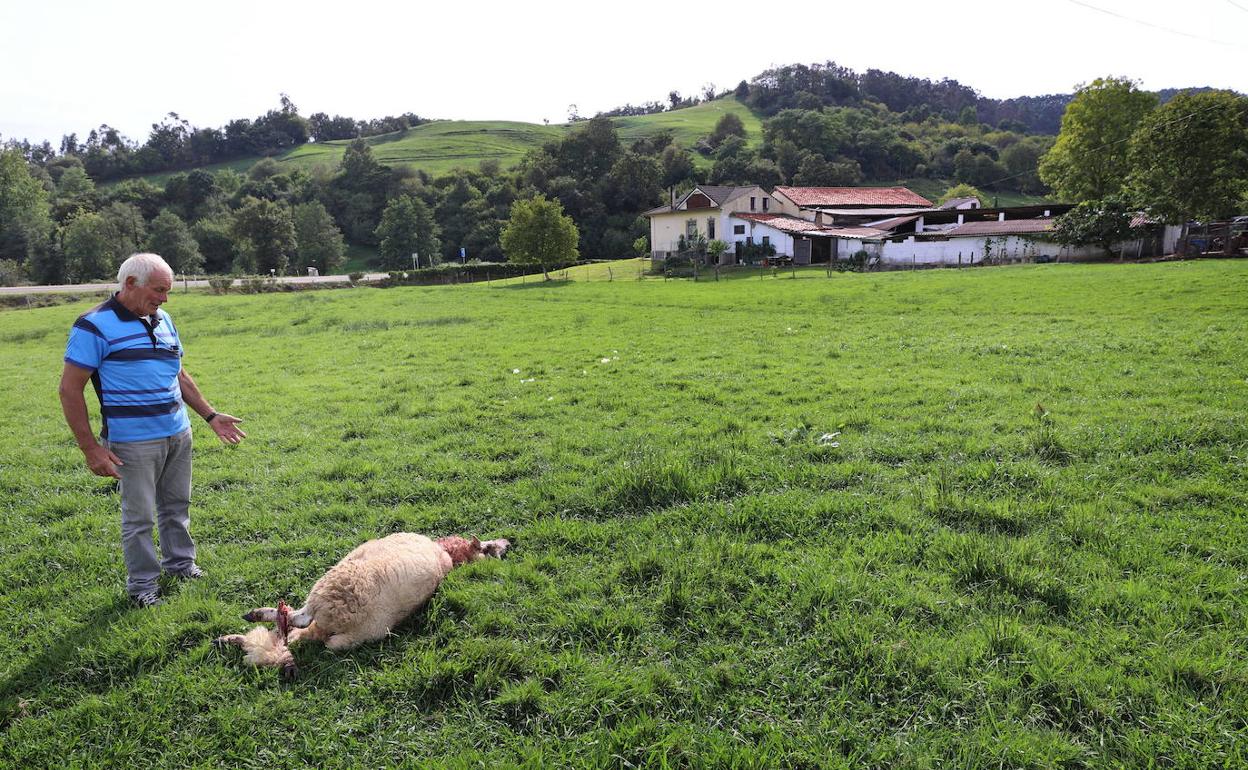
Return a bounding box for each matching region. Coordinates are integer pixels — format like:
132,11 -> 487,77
2,261 -> 1246,766
117,98 -> 764,185
115,99 -> 1047,206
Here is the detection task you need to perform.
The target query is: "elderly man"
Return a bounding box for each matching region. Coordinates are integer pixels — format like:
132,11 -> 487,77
59,253 -> 246,607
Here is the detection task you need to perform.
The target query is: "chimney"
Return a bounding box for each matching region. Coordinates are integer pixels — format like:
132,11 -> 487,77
957,214 -> 964,225
998,212 -> 1006,222
670,186 -> 675,209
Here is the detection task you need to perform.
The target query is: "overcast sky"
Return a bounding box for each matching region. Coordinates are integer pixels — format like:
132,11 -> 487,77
2,0 -> 1245,146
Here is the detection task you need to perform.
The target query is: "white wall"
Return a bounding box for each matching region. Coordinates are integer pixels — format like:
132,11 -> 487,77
857,234 -> 1104,265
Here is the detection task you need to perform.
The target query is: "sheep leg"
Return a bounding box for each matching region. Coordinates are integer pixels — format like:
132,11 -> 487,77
325,632 -> 364,652
289,605 -> 313,629
285,621 -> 327,646
214,633 -> 248,648
242,607 -> 279,623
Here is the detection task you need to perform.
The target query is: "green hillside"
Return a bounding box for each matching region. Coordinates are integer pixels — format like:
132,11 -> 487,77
117,98 -> 762,185
281,120 -> 567,176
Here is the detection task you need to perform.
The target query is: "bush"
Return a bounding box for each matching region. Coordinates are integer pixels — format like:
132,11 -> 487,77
736,241 -> 776,265
207,277 -> 233,294
0,259 -> 25,287
240,276 -> 274,294
348,272 -> 364,283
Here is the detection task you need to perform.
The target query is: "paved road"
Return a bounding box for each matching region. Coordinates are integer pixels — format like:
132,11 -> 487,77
0,273 -> 391,295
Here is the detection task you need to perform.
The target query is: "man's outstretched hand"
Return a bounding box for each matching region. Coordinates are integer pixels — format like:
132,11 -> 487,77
208,413 -> 246,444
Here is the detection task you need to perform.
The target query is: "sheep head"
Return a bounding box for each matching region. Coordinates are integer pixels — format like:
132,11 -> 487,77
437,535 -> 511,566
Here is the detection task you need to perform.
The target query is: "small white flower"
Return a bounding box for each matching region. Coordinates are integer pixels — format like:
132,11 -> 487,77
512,368 -> 521,374
547,396 -> 554,401
600,358 -> 611,363
582,369 -> 588,375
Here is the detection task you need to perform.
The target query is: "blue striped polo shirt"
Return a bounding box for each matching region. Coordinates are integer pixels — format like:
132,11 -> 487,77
64,294 -> 190,443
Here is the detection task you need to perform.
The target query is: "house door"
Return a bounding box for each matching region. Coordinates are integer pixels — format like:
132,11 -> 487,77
794,239 -> 812,264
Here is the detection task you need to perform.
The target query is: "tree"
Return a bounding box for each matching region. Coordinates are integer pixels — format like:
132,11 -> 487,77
706,113 -> 746,150
1051,195 -> 1143,258
53,165 -> 97,222
1127,90 -> 1248,224
191,215 -> 238,275
500,196 -> 579,280
375,195 -> 440,270
291,201 -> 346,274
1038,77 -> 1157,202
61,211 -> 118,282
1001,138 -> 1052,195
0,148 -> 54,264
231,196 -> 296,274
146,210 -> 204,274
659,145 -> 695,188
938,183 -> 991,208
792,153 -> 862,186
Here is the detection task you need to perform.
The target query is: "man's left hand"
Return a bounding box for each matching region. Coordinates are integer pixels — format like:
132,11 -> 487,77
208,413 -> 247,444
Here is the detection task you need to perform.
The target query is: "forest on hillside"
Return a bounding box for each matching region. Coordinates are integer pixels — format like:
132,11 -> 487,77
0,61 -> 1235,284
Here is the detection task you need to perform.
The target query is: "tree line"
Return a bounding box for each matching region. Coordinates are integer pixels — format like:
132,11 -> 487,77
2,95 -> 429,183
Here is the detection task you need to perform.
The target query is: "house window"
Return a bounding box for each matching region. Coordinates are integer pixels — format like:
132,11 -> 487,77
761,236 -> 770,247
750,197 -> 756,211
707,218 -> 715,240
686,219 -> 697,237
733,224 -> 745,235
762,198 -> 769,212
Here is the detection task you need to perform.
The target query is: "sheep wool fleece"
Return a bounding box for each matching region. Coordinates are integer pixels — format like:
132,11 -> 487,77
302,533 -> 453,644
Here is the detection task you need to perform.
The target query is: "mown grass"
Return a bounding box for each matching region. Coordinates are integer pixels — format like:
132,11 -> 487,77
2,261 -> 1246,767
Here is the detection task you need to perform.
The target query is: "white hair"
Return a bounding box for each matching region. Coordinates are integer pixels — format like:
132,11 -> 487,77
117,253 -> 173,289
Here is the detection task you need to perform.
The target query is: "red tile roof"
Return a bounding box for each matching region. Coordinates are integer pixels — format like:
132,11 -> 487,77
774,186 -> 932,207
944,219 -> 1054,236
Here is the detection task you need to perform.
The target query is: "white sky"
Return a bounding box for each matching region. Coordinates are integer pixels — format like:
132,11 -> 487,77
2,0 -> 1245,146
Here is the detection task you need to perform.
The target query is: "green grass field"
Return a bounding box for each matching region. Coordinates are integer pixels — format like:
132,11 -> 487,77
2,261 -> 1246,767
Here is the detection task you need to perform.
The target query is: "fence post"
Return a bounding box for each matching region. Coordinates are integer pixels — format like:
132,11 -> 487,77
608,267 -> 613,282
715,265 -> 720,281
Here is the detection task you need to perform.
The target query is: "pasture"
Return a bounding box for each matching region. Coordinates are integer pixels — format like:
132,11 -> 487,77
1,261 -> 1246,767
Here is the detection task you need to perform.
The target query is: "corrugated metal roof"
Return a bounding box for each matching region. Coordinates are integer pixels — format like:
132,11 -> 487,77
775,186 -> 932,207
822,227 -> 890,238
866,215 -> 922,231
944,219 -> 1054,236
734,213 -> 830,234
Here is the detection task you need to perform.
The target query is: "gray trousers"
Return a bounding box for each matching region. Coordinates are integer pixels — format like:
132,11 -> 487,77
105,429 -> 196,595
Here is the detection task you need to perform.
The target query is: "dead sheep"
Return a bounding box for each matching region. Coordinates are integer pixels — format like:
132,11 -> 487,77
216,533 -> 510,678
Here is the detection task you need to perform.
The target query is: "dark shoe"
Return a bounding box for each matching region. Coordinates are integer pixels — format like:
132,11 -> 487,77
131,589 -> 162,608
169,564 -> 204,580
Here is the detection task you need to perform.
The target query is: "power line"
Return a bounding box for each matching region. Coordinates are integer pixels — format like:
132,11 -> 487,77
1065,0 -> 1246,48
